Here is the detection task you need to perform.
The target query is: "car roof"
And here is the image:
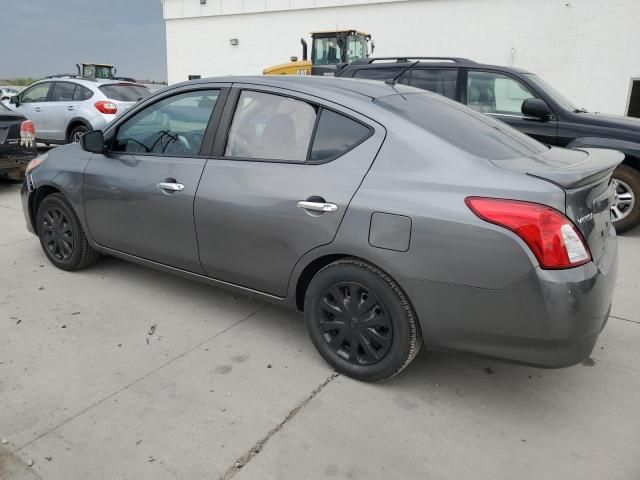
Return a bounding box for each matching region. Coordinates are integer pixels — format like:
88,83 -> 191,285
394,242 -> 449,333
182,75 -> 423,100
344,57 -> 532,75
33,77 -> 143,88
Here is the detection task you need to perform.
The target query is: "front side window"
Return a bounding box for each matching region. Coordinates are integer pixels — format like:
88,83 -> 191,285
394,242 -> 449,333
467,71 -> 536,115
51,82 -> 77,102
346,35 -> 367,62
112,89 -> 219,156
409,69 -> 458,100
225,91 -> 317,161
313,37 -> 343,66
21,83 -> 51,103
310,109 -> 371,162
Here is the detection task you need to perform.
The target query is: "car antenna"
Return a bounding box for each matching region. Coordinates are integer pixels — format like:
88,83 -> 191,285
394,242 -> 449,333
385,60 -> 420,86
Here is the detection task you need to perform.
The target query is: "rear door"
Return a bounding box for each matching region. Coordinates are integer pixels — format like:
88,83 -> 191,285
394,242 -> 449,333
405,67 -> 460,101
83,85 -> 228,273
43,81 -> 81,141
464,70 -> 558,145
194,86 -> 385,296
14,82 -> 52,136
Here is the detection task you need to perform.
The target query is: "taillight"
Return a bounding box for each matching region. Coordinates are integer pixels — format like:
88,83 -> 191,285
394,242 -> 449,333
20,120 -> 36,148
94,101 -> 117,114
465,197 -> 591,269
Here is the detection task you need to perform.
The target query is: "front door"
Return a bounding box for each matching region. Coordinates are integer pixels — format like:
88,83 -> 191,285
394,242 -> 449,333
83,87 -> 226,273
15,82 -> 52,136
195,87 -> 384,297
465,70 -> 558,145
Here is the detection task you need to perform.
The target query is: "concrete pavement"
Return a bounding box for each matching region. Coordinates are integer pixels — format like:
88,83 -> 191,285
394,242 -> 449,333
1,180 -> 638,480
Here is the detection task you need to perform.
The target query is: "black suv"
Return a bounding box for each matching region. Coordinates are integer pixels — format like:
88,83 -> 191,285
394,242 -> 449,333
336,57 -> 640,232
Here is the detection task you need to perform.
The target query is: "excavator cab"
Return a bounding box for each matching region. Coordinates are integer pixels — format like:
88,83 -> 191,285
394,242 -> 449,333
77,63 -> 115,79
263,30 -> 373,76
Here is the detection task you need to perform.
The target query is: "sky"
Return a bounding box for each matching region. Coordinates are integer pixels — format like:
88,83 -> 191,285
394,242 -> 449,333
0,0 -> 167,81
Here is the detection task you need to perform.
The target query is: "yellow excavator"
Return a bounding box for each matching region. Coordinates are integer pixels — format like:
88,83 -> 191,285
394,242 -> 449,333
263,30 -> 374,76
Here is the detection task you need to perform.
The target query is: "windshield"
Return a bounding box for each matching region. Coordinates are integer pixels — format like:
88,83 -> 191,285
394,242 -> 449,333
524,73 -> 578,112
312,37 -> 343,66
99,84 -> 150,102
375,93 -> 548,160
346,35 -> 368,61
0,102 -> 9,111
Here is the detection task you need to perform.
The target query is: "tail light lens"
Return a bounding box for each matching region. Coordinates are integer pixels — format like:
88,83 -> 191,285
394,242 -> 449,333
20,120 -> 36,147
94,101 -> 117,114
465,197 -> 591,269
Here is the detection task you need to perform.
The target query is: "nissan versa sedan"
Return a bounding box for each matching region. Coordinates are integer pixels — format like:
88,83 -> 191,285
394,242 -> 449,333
21,76 -> 620,381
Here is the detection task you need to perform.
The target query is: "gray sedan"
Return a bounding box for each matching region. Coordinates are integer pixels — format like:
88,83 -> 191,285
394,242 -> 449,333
20,76 -> 620,381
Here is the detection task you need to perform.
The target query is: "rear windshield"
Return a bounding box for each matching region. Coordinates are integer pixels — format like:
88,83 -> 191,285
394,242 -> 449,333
375,93 -> 547,160
99,84 -> 150,102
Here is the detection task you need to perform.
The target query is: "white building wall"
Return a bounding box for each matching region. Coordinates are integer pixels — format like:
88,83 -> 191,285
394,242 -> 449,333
164,0 -> 640,115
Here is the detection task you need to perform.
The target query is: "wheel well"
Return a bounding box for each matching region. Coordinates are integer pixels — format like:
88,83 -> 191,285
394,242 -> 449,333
295,254 -> 350,311
29,186 -> 61,233
622,153 -> 640,170
66,121 -> 90,143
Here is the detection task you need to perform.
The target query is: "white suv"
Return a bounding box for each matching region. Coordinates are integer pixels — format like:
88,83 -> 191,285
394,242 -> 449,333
6,77 -> 151,144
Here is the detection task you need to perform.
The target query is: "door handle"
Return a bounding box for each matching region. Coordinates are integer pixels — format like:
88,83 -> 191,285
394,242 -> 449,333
66,106 -> 75,111
157,182 -> 185,192
34,107 -> 42,112
297,201 -> 338,213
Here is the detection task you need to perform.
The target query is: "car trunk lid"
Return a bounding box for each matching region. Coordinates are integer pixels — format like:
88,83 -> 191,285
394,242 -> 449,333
491,147 -> 624,263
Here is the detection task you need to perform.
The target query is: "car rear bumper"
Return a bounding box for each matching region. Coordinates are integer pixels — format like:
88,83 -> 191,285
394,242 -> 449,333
403,229 -> 618,368
0,150 -> 36,174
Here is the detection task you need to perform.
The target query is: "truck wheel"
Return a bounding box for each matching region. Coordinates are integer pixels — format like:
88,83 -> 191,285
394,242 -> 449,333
304,258 -> 422,382
612,164 -> 640,234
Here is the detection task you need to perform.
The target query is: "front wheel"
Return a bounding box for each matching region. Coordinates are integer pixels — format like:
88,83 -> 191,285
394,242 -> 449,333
36,193 -> 99,271
304,258 -> 422,382
611,164 -> 640,234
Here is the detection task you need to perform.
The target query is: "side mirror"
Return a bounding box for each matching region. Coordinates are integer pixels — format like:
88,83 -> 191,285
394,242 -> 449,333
80,130 -> 105,153
522,98 -> 551,120
10,95 -> 20,106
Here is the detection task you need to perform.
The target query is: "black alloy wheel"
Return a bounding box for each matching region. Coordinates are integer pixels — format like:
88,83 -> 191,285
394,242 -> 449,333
318,282 -> 393,366
36,193 -> 100,271
40,206 -> 74,261
305,258 -> 422,382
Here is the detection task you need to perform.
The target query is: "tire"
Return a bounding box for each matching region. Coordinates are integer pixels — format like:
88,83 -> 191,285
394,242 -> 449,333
68,124 -> 89,144
36,193 -> 99,271
612,164 -> 640,234
304,258 -> 422,382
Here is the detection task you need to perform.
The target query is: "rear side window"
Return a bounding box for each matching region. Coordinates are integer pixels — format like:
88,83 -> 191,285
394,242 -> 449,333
50,82 -> 76,102
408,69 -> 457,100
352,68 -> 403,81
225,91 -> 317,161
73,85 -> 94,101
99,84 -> 150,102
375,93 -> 547,160
310,109 -> 371,162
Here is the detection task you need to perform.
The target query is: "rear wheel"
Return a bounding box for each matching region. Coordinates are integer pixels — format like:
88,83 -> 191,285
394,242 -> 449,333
68,125 -> 89,144
304,258 -> 422,382
36,193 -> 99,271
611,164 -> 640,233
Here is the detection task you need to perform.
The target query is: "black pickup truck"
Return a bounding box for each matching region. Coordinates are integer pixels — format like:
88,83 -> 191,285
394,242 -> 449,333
336,57 -> 640,232
0,102 -> 37,180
